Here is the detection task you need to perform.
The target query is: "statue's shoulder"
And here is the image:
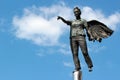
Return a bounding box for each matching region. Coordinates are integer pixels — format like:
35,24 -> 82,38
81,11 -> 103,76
81,18 -> 87,22
72,19 -> 76,22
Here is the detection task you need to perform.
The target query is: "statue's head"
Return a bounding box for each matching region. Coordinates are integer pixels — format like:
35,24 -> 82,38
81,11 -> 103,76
73,7 -> 81,16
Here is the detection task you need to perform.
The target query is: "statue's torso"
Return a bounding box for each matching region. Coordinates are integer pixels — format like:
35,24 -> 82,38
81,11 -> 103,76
70,19 -> 86,37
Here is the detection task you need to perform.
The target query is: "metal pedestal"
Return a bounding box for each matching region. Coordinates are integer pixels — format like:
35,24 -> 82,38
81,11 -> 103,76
73,70 -> 82,80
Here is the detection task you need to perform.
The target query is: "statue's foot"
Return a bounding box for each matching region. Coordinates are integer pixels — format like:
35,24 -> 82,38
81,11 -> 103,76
88,67 -> 93,72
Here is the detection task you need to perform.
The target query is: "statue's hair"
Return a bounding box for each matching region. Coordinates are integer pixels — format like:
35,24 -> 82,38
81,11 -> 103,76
73,7 -> 81,15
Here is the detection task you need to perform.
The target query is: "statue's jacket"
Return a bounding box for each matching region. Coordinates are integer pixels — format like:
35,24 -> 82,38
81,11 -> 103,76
70,19 -> 87,37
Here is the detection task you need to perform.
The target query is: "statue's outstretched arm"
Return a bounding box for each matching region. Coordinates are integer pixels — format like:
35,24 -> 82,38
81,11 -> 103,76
57,16 -> 71,25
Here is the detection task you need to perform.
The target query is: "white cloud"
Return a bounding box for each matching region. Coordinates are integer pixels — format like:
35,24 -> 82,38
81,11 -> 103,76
59,48 -> 71,55
12,3 -> 72,46
63,61 -> 74,68
58,44 -> 71,55
12,3 -> 120,46
88,44 -> 106,53
36,53 -> 45,57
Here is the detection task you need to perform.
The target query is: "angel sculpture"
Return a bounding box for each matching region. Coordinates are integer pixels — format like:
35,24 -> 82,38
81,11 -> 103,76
57,7 -> 113,72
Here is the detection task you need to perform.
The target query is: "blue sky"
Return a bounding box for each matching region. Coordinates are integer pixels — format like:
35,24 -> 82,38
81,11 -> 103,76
0,0 -> 120,80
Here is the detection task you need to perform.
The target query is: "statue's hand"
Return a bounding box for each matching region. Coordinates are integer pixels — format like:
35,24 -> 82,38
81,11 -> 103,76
57,16 -> 62,20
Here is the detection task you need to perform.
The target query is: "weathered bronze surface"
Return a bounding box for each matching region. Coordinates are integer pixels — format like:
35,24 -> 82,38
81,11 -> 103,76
57,7 -> 113,72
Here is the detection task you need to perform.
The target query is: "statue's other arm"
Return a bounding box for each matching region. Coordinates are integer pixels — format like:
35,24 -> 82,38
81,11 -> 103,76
83,19 -> 92,41
57,16 -> 71,25
83,19 -> 89,31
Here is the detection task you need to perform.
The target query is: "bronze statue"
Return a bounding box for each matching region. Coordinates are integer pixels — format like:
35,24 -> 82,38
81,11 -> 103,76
57,7 -> 113,72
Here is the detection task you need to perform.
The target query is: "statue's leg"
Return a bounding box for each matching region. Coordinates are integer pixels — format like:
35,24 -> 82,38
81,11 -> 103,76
78,36 -> 93,71
70,38 -> 81,71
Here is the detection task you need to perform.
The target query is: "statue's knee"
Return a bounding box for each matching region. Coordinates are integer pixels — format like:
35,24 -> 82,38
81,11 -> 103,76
83,52 -> 88,56
73,54 -> 78,59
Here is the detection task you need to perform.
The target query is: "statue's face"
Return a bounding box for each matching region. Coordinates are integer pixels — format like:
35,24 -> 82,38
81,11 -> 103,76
74,9 -> 80,16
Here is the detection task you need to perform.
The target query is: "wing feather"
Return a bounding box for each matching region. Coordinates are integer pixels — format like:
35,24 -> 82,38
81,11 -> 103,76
87,20 -> 113,42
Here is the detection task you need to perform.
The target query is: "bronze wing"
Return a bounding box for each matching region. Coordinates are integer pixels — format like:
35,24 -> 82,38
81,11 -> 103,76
87,20 -> 114,42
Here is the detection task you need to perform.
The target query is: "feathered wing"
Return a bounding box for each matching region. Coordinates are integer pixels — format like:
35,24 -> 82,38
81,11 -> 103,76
87,20 -> 114,42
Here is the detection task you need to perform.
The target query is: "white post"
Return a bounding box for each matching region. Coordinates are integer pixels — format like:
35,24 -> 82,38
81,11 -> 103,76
73,70 -> 82,80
